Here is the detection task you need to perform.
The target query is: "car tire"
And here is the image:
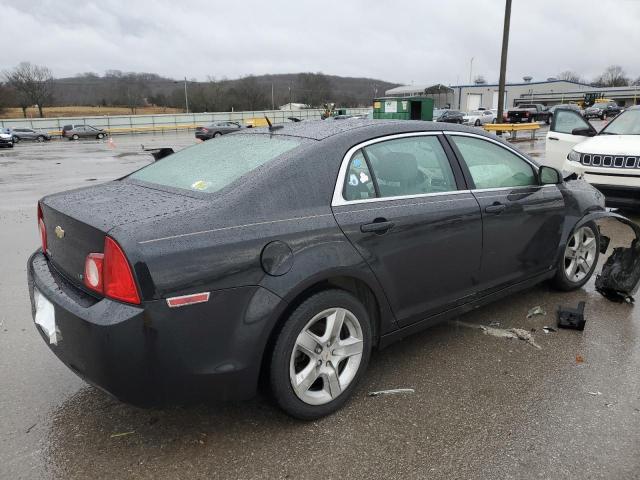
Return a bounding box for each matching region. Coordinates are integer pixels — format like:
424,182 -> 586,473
12,136 -> 20,143
269,289 -> 372,420
474,119 -> 481,127
492,118 -> 497,124
36,135 -> 45,142
97,133 -> 104,139
72,134 -> 79,140
552,221 -> 600,291
213,132 -> 222,137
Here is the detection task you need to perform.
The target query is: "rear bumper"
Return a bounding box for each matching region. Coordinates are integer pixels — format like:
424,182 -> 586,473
195,133 -> 211,140
28,251 -> 285,406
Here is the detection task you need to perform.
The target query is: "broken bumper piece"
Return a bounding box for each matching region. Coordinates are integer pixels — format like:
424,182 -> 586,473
573,212 -> 640,303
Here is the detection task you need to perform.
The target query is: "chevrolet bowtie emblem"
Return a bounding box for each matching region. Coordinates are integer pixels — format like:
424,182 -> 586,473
55,225 -> 65,239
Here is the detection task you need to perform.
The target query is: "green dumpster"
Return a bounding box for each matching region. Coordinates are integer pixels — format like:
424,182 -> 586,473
373,96 -> 434,121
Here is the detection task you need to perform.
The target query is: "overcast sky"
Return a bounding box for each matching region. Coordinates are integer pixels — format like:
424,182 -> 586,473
5,0 -> 640,86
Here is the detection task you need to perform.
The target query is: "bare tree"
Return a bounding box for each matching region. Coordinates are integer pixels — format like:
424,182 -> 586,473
234,75 -> 268,110
297,73 -> 333,107
593,65 -> 629,87
557,70 -> 583,83
4,62 -> 55,117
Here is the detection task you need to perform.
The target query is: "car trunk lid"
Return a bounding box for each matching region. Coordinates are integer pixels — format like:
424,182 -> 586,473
39,181 -> 209,288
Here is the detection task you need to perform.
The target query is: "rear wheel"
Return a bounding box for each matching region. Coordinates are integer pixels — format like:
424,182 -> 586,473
552,222 -> 600,291
72,134 -> 79,140
213,132 -> 222,137
270,289 -> 372,419
36,135 -> 45,142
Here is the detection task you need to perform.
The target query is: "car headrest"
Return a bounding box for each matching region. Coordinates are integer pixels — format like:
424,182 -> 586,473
375,152 -> 420,183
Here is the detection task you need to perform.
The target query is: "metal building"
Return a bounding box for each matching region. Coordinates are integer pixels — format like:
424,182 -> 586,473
385,80 -> 640,110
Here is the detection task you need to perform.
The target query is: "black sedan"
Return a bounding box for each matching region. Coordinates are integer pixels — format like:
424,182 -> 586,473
433,109 -> 464,123
29,120 -> 608,419
195,121 -> 242,140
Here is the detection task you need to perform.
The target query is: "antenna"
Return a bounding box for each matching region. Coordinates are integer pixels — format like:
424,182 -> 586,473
265,116 -> 283,131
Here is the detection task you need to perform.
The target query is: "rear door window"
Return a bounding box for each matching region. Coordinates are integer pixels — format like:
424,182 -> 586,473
364,136 -> 457,198
130,134 -> 303,194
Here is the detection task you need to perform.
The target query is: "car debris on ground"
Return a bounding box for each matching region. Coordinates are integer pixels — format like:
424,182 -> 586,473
526,306 -> 546,318
575,213 -> 640,303
558,302 -> 586,330
368,388 -> 415,397
457,321 -> 541,349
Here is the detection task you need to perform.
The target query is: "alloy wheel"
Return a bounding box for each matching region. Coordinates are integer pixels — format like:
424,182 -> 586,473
564,226 -> 597,282
289,307 -> 364,405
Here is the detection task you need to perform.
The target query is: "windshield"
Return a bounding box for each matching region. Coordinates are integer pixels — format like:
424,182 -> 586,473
600,109 -> 640,135
130,134 -> 303,193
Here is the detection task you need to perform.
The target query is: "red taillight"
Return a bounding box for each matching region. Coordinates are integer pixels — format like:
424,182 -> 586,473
83,237 -> 140,304
201,127 -> 208,132
104,237 -> 140,304
37,203 -> 47,253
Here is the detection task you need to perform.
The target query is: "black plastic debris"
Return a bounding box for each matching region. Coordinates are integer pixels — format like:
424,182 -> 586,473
557,302 -> 586,330
572,212 -> 640,303
595,236 -> 640,303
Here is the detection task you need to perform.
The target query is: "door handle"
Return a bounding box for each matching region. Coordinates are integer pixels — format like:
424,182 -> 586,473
360,219 -> 395,234
548,136 -> 559,141
485,203 -> 506,214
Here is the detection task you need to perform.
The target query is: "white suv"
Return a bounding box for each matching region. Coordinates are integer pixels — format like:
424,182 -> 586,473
545,107 -> 640,208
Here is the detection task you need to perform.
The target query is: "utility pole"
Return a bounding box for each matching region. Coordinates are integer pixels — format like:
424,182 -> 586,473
184,77 -> 189,114
271,83 -> 275,111
469,57 -> 474,84
497,0 -> 512,129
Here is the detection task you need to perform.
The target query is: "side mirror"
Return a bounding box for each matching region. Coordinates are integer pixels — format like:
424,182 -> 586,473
540,165 -> 562,185
571,127 -> 596,137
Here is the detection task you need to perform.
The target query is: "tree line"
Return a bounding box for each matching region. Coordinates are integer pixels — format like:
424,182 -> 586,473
0,63 -> 382,117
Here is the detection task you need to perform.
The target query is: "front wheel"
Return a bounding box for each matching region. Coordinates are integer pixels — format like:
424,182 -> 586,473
36,135 -> 45,142
270,289 -> 372,420
97,133 -> 104,139
12,136 -> 20,143
552,222 -> 600,291
213,132 -> 222,137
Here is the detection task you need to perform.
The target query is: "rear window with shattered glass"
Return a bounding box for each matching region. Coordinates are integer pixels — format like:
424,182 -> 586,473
129,134 -> 303,193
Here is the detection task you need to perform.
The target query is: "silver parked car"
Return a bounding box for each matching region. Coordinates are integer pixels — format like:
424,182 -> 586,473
62,124 -> 108,140
8,127 -> 51,143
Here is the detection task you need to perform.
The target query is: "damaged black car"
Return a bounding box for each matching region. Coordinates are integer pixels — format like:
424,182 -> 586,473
27,119 -> 638,419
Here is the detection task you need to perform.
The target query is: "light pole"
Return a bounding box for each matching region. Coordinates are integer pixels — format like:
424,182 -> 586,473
183,77 -> 189,114
497,0 -> 512,130
469,57 -> 474,84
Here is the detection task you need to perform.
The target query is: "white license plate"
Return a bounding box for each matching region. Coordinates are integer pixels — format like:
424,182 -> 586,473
34,287 -> 59,345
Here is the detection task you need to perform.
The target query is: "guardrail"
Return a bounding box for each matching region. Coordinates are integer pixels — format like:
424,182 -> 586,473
484,122 -> 540,141
0,108 -> 371,136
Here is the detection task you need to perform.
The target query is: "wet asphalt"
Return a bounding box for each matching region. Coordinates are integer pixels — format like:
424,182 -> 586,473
1,125 -> 639,480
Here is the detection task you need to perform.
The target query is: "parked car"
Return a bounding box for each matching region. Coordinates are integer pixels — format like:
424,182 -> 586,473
62,124 -> 108,140
548,104 -> 583,124
584,101 -> 623,120
8,127 -> 51,143
30,120 -> 609,419
545,106 -> 640,208
506,104 -> 551,124
463,110 -> 496,126
0,131 -> 14,148
195,121 -> 242,140
433,109 -> 464,123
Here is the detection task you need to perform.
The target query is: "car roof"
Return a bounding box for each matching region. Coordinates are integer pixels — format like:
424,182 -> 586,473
239,118 -> 500,142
